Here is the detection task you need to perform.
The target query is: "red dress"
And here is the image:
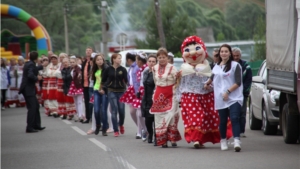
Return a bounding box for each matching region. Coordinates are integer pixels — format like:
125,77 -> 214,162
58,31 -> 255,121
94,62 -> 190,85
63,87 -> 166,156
181,92 -> 232,144
119,85 -> 136,104
67,81 -> 83,96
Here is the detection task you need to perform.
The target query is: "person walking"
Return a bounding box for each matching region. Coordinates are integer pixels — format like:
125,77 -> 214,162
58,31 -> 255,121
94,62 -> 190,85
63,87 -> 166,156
132,52 -> 148,141
141,54 -> 157,144
150,48 -> 181,148
232,47 -> 252,137
102,53 -> 128,137
120,51 -> 140,138
204,44 -> 243,152
210,48 -> 220,69
19,51 -> 45,133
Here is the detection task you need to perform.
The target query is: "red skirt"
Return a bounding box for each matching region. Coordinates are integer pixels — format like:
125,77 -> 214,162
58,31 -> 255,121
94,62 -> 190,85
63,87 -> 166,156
181,92 -> 232,144
56,79 -> 65,103
119,85 -> 136,104
42,77 -> 49,100
48,77 -> 58,100
65,95 -> 74,103
67,81 -> 83,96
132,86 -> 144,108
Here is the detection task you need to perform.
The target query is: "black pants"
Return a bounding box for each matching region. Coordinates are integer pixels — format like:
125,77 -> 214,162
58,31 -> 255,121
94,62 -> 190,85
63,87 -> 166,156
83,87 -> 90,121
145,116 -> 155,140
24,95 -> 41,130
1,89 -> 7,107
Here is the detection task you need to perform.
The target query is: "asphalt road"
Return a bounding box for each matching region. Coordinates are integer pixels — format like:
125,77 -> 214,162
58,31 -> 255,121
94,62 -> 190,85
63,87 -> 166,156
1,106 -> 300,169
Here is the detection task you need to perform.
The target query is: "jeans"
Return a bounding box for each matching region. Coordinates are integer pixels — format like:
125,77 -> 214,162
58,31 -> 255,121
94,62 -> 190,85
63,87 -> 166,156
240,96 -> 248,134
218,102 -> 241,139
93,90 -> 109,130
108,91 -> 125,132
89,87 -> 94,120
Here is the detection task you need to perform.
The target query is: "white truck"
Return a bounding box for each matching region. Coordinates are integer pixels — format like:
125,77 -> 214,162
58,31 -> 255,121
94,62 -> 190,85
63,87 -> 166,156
266,0 -> 300,143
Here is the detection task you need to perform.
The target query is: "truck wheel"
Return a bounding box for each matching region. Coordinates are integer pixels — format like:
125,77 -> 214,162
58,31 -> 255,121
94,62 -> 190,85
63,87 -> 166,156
249,99 -> 262,130
262,104 -> 277,135
282,103 -> 299,144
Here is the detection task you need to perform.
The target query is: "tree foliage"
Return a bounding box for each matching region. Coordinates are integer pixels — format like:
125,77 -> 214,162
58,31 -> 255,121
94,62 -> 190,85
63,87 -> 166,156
1,0 -> 266,57
225,0 -> 265,40
1,0 -> 102,55
253,16 -> 266,61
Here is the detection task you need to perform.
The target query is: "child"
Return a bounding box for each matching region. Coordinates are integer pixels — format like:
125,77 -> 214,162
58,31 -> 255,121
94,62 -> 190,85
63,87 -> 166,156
67,56 -> 85,122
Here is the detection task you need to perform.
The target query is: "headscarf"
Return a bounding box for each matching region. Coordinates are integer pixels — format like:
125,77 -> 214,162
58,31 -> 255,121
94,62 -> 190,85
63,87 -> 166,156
180,35 -> 208,58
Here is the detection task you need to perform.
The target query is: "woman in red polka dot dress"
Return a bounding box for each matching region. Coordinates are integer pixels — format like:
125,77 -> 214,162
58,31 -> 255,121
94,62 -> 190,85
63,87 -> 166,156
67,56 -> 85,122
177,36 -> 232,148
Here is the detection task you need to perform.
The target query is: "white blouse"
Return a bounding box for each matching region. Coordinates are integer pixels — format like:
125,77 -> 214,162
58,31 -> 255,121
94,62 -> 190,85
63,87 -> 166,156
176,73 -> 212,101
153,63 -> 177,87
212,61 -> 243,110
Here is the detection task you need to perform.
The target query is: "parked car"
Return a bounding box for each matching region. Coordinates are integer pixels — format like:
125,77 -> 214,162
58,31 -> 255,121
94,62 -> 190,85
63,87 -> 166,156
249,60 -> 280,135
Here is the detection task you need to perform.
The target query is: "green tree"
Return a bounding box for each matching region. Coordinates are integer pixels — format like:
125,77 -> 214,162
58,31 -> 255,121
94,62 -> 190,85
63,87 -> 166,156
253,15 -> 266,61
135,0 -> 196,55
225,0 -> 265,40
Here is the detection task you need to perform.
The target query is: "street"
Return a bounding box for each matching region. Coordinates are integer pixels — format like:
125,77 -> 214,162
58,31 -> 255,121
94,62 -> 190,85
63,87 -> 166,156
1,106 -> 300,169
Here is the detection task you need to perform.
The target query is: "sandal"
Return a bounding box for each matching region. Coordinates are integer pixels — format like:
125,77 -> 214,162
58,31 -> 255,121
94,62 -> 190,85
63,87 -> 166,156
106,128 -> 113,133
87,129 -> 95,135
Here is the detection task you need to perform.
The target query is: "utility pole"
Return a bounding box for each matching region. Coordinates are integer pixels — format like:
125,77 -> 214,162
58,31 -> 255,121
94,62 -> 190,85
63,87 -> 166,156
63,4 -> 69,54
154,0 -> 166,48
101,1 -> 108,60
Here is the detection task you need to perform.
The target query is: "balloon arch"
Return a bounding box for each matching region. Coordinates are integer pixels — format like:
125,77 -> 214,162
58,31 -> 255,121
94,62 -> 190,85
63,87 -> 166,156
1,4 -> 52,56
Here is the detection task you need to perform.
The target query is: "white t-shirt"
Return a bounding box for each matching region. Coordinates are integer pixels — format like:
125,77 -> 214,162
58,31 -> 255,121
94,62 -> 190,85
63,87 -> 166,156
212,61 -> 243,110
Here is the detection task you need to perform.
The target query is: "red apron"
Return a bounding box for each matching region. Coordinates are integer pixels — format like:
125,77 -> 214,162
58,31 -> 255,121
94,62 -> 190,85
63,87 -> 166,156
150,85 -> 174,113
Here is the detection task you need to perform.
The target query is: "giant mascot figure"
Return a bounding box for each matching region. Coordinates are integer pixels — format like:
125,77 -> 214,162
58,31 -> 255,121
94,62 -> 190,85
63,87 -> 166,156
176,35 -> 232,148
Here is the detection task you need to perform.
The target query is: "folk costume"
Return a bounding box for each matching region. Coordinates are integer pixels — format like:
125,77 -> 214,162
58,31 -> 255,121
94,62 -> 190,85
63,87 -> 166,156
177,36 -> 232,148
6,62 -> 18,106
61,66 -> 76,118
68,64 -> 84,120
44,61 -> 59,116
150,63 -> 181,146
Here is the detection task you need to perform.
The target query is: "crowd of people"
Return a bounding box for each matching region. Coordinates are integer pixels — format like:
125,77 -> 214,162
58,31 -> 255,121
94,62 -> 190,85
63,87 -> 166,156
1,40 -> 252,152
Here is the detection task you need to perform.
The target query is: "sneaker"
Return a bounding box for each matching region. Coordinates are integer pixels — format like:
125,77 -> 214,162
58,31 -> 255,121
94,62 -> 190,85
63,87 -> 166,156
194,141 -> 200,149
114,132 -> 119,137
1,107 -> 5,110
142,130 -> 148,142
119,126 -> 125,134
240,133 -> 246,138
220,139 -> 228,151
234,139 -> 241,152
